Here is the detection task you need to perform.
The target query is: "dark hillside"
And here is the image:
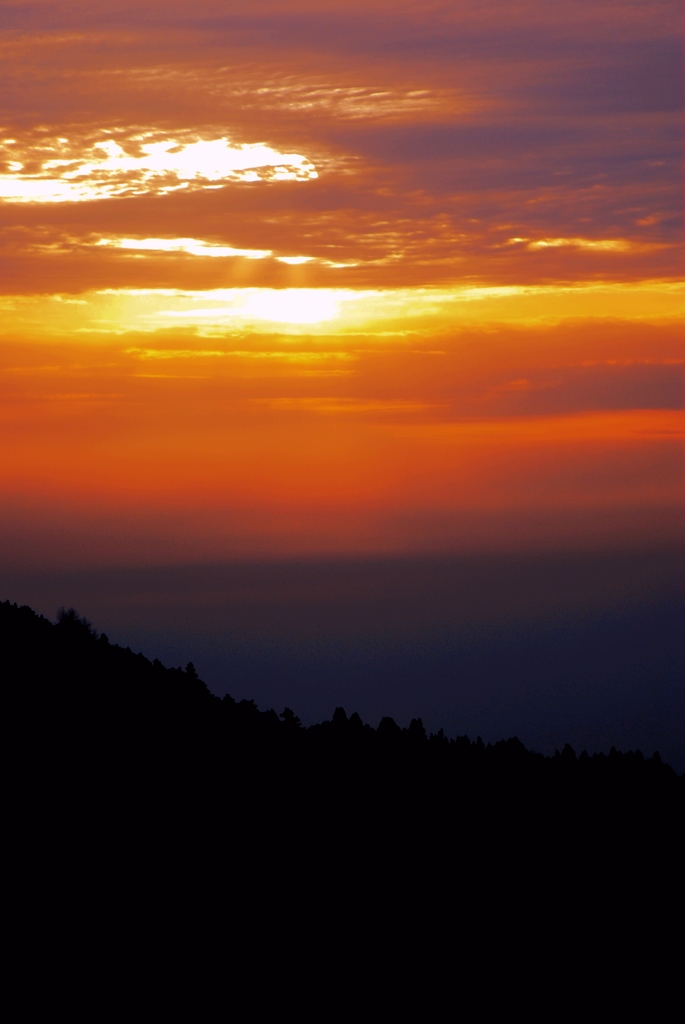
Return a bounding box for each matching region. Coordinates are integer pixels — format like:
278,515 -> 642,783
3,598 -> 683,919
4,597 -> 681,790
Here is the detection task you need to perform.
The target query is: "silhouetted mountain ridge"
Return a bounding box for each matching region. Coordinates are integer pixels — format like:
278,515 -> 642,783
4,599 -> 681,791
6,594 -> 684,953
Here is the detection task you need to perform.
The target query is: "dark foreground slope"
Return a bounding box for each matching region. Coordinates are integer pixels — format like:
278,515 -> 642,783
4,599 -> 683,916
5,598 -> 681,829
4,598 -> 684,1003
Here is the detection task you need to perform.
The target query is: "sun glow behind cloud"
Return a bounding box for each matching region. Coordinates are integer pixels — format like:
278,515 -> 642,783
1,282 -> 682,339
157,289 -> 351,325
75,281 -> 685,331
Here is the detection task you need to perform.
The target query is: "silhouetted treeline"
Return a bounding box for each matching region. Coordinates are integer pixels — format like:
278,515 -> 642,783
4,597 -> 681,787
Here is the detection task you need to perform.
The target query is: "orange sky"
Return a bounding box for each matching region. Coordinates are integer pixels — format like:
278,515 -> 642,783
0,0 -> 682,567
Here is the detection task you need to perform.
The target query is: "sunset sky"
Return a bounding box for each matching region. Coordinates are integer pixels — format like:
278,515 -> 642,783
1,0 -> 681,568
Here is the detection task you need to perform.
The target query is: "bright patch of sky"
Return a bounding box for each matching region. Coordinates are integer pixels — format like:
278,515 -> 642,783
158,288 -> 354,324
506,237 -> 635,252
3,283 -> 681,339
97,237 -> 273,259
0,132 -> 318,203
88,282 -> 684,332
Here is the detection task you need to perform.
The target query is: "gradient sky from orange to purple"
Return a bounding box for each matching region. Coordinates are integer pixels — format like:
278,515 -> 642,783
0,0 -> 682,568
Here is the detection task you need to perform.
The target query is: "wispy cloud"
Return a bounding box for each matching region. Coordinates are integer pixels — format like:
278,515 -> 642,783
0,130 -> 317,203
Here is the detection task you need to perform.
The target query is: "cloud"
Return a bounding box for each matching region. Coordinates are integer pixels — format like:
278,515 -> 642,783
96,237 -> 273,258
0,131 -> 317,204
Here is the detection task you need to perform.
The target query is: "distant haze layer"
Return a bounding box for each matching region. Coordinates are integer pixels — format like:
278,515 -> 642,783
2,548 -> 682,771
